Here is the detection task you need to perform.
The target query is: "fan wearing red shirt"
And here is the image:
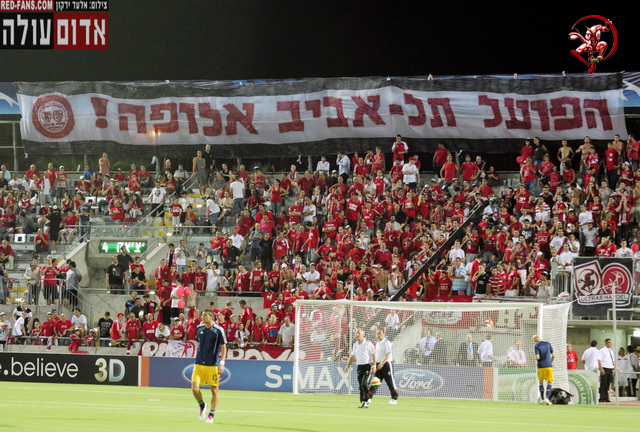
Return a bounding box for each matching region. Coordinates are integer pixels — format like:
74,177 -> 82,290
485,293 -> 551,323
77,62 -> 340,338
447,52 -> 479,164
566,344 -> 579,370
460,155 -> 479,182
125,312 -> 141,341
440,154 -> 458,183
346,194 -> 362,228
249,316 -> 267,344
238,299 -> 254,332
288,200 -> 304,224
170,319 -> 185,340
192,270 -> 206,292
186,313 -> 202,341
392,135 -> 408,161
42,314 -> 57,338
265,315 -> 280,344
374,242 -> 393,270
141,314 -> 159,341
273,231 -> 290,262
235,267 -> 251,293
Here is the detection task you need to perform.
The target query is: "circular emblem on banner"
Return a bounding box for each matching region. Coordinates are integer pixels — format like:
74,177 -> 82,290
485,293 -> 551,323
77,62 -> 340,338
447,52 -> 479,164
601,265 -> 632,294
32,94 -> 75,139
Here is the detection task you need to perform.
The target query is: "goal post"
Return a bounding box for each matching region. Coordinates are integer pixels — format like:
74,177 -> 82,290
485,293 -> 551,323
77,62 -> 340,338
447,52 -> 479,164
293,300 -> 570,402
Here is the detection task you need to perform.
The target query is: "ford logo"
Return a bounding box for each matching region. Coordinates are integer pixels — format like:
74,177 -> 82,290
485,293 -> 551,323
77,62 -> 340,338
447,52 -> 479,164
395,369 -> 443,393
182,365 -> 232,387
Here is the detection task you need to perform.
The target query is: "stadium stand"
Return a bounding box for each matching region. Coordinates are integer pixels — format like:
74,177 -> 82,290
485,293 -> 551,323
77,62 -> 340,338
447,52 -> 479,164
1,135 -> 640,353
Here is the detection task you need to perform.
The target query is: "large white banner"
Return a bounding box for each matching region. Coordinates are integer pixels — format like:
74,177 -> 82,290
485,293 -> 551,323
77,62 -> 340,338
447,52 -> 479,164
18,86 -> 626,145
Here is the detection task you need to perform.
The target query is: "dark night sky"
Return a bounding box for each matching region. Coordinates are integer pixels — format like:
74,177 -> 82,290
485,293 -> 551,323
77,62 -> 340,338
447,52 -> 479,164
1,1 -> 639,81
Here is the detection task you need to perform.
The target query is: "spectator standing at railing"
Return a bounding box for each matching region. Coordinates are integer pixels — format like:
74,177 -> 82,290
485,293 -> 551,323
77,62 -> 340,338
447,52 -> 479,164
97,312 -> 113,345
55,313 -> 73,345
23,259 -> 40,305
42,312 -> 56,343
72,308 -> 87,336
0,311 -> 10,350
106,256 -> 127,295
0,239 -> 14,270
13,300 -> 32,329
65,261 -> 81,309
125,312 -> 141,355
99,153 -> 111,176
142,313 -> 158,342
12,310 -> 27,344
148,180 -> 167,226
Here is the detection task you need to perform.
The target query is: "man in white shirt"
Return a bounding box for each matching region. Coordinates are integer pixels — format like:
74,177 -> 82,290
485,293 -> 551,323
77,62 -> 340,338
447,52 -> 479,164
448,240 -> 465,262
315,156 -> 330,176
206,263 -> 220,292
303,264 -> 321,295
345,329 -> 376,408
598,338 -> 615,402
478,334 -> 498,366
505,339 -> 527,367
302,197 -> 316,224
206,196 -> 221,228
558,244 -> 578,271
0,312 -> 11,350
277,316 -> 295,346
418,329 -> 436,363
402,159 -> 419,189
71,308 -> 88,335
550,228 -> 568,254
229,174 -> 245,216
615,240 -> 633,258
148,180 -> 167,225
336,151 -> 351,179
155,322 -> 170,341
229,227 -> 245,250
12,311 -> 27,342
369,328 -> 399,404
582,340 -> 600,371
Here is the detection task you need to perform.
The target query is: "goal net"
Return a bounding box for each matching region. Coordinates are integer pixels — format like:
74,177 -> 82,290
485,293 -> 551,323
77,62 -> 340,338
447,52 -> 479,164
293,300 -> 570,402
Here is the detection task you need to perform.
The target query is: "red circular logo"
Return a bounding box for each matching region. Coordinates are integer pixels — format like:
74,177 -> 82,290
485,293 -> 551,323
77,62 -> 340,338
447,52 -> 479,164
601,265 -> 631,294
32,95 -> 75,139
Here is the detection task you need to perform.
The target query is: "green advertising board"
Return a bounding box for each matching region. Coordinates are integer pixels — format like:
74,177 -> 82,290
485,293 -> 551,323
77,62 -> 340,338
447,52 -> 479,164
99,241 -> 147,254
496,368 -> 598,404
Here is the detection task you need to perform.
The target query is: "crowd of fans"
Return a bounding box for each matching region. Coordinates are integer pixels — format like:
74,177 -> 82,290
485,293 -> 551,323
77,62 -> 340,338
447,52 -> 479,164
2,132 -> 640,352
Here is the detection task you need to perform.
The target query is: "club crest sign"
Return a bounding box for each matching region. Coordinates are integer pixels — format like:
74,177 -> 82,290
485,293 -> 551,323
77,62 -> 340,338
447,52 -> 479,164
573,258 -> 634,316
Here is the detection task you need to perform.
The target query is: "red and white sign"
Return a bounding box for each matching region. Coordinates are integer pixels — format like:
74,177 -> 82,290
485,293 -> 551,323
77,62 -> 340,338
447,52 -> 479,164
18,87 -> 626,144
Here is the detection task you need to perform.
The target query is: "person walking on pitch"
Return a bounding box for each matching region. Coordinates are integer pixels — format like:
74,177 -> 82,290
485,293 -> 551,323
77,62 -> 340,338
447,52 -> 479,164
191,310 -> 227,423
533,335 -> 554,405
369,328 -> 399,404
345,328 -> 376,408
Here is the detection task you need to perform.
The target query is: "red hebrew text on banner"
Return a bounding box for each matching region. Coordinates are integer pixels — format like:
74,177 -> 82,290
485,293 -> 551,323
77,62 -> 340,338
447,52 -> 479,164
18,85 -> 626,145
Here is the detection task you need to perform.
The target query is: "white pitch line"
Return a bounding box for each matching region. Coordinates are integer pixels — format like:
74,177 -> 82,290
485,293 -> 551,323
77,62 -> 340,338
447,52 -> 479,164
4,385 -> 639,416
0,398 -> 632,429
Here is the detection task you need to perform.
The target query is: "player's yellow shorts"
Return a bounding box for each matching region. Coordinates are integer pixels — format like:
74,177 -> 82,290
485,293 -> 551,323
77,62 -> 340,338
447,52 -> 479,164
191,364 -> 219,387
537,367 -> 554,383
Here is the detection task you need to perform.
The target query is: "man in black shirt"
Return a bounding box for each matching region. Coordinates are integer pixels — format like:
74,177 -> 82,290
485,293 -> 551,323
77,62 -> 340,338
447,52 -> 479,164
521,220 -> 537,245
130,297 -> 145,324
203,144 -> 215,181
106,256 -> 126,294
130,265 -> 147,292
117,247 -> 134,273
260,232 -> 274,271
97,311 -> 113,346
223,239 -> 241,269
471,263 -> 490,298
143,294 -> 158,319
47,206 -> 62,253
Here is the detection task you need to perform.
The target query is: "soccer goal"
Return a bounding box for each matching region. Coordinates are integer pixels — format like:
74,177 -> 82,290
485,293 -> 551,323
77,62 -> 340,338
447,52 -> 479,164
293,300 -> 570,402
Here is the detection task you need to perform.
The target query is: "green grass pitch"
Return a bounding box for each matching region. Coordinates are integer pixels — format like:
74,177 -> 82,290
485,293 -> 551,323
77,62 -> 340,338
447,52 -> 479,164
0,382 -> 635,431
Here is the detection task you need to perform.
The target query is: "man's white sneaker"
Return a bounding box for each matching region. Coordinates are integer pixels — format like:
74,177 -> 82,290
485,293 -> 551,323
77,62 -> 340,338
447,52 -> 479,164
199,403 -> 208,421
359,402 -> 367,408
367,398 -> 372,404
206,414 -> 214,423
389,399 -> 398,405
544,398 -> 552,405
